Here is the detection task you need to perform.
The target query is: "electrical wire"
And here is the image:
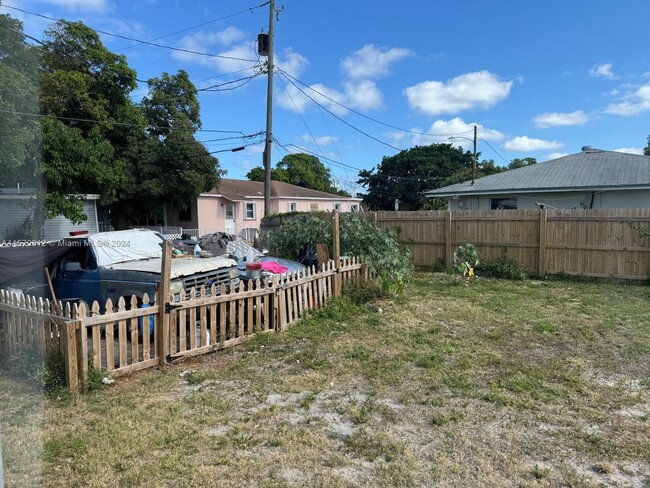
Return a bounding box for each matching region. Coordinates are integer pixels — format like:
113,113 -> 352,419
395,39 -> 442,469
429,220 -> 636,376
278,69 -> 475,138
0,108 -> 250,135
276,71 -> 402,152
0,5 -> 258,63
114,2 -> 269,52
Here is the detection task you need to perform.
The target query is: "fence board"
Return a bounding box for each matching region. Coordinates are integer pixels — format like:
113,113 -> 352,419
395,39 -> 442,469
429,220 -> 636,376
373,209 -> 650,280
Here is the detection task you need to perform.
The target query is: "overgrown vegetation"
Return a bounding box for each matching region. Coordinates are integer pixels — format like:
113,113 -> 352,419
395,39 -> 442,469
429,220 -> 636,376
4,274 -> 646,487
448,243 -> 480,277
3,346 -> 66,395
264,212 -> 414,293
478,248 -> 536,280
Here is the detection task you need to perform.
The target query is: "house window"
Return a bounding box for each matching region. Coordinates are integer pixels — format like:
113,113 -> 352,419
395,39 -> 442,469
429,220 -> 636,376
490,198 -> 517,210
334,203 -> 341,212
288,202 -> 297,212
178,206 -> 192,221
245,202 -> 256,220
224,204 -> 235,220
310,203 -> 319,211
349,204 -> 359,212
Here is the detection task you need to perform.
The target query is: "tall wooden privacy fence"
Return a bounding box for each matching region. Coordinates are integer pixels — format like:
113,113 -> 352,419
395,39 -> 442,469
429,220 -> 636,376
0,258 -> 368,392
369,209 -> 650,280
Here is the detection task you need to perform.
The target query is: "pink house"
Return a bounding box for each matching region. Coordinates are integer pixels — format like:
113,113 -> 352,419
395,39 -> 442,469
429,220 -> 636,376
166,179 -> 362,237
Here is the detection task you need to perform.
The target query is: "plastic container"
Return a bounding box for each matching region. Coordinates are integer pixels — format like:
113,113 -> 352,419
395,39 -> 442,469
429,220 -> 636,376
194,243 -> 201,257
245,262 -> 263,280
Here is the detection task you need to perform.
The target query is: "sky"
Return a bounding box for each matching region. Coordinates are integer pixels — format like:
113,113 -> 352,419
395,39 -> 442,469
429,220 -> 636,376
3,0 -> 650,196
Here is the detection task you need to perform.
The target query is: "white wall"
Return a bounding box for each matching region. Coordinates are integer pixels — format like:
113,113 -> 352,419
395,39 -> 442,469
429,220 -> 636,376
448,190 -> 650,210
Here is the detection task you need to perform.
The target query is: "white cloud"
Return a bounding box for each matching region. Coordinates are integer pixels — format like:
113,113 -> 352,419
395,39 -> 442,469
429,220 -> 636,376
503,136 -> 563,152
278,80 -> 383,114
173,29 -> 257,74
32,0 -> 111,11
404,71 -> 513,116
614,147 -> 644,155
547,152 -> 570,160
343,80 -> 383,110
299,135 -> 338,146
533,110 -> 589,128
604,84 -> 650,116
387,117 -> 504,149
589,63 -> 615,79
276,49 -> 309,79
341,44 -> 412,80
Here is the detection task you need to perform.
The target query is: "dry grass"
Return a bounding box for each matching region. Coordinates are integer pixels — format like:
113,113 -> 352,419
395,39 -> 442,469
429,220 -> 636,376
1,273 -> 649,487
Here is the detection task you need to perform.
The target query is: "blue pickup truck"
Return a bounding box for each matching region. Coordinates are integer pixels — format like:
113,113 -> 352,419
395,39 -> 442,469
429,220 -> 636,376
52,229 -> 238,306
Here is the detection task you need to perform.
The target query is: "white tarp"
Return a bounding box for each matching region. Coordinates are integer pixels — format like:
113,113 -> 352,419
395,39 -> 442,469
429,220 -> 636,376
89,230 -> 162,267
106,256 -> 237,278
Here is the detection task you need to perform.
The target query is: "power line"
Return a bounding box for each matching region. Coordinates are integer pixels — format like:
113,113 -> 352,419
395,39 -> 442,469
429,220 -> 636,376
0,108 -> 249,135
479,137 -> 511,166
114,2 -> 269,52
273,138 -> 447,185
279,69 -> 475,138
277,71 -> 403,152
1,5 -> 258,63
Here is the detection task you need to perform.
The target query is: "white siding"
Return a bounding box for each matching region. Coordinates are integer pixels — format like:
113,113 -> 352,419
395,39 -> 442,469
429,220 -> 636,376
43,199 -> 99,239
0,198 -> 34,240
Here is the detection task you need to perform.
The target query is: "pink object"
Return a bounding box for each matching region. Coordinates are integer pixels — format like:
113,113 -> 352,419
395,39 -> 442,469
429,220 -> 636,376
260,261 -> 288,274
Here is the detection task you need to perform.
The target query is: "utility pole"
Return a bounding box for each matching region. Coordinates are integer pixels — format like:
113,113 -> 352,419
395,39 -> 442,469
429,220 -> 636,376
472,125 -> 477,186
263,0 -> 276,216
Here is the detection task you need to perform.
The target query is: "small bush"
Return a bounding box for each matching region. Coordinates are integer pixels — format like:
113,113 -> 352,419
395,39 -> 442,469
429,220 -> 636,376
449,243 -> 480,277
342,280 -> 386,305
8,346 -> 67,394
478,249 -> 535,280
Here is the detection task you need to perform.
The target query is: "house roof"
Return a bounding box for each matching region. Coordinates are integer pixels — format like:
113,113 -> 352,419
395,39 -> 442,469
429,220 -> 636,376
426,148 -> 650,197
203,178 -> 362,201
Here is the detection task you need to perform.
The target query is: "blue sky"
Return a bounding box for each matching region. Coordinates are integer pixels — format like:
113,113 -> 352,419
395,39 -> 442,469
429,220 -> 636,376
3,0 -> 650,195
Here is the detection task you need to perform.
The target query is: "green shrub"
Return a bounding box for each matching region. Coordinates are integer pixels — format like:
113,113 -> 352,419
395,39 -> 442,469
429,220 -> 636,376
8,345 -> 67,394
478,249 -> 535,280
264,213 -> 414,293
449,243 -> 480,277
342,280 -> 386,305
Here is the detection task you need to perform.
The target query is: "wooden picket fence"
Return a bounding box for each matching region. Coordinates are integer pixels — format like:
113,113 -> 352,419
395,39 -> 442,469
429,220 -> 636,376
0,258 -> 369,392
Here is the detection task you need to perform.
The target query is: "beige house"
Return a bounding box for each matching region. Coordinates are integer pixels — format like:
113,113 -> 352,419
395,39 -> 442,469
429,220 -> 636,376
166,179 -> 362,237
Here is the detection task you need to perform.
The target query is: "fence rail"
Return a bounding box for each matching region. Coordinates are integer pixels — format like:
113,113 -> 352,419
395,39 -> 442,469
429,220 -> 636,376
0,258 -> 368,392
368,209 -> 650,280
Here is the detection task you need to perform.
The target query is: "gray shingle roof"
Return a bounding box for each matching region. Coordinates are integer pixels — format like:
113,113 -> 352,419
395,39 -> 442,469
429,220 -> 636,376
426,149 -> 650,197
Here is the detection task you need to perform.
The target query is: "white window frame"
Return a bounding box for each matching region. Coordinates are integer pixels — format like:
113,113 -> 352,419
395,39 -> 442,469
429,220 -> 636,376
224,203 -> 235,220
334,203 -> 341,212
288,202 -> 297,212
349,204 -> 359,212
244,202 -> 257,220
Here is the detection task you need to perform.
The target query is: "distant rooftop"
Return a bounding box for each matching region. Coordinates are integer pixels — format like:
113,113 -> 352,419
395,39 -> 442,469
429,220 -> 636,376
426,148 -> 650,197
204,179 -> 361,201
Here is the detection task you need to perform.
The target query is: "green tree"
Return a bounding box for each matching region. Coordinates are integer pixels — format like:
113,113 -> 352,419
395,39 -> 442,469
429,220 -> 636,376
644,135 -> 650,156
122,70 -> 220,224
508,157 -> 537,169
40,20 -> 141,223
247,153 -> 348,195
0,14 -> 41,188
358,144 -> 473,211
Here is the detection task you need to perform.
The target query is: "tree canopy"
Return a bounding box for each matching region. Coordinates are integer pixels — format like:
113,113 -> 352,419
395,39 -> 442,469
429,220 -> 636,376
645,135 -> 650,156
358,144 -> 473,211
0,15 -> 221,231
247,153 -> 349,196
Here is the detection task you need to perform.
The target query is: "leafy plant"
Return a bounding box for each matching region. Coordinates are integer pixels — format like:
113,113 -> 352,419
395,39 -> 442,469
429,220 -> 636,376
478,249 -> 535,280
449,243 -> 480,277
264,213 -> 414,293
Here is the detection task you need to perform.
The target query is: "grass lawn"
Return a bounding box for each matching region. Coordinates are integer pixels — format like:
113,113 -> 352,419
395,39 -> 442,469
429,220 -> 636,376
1,273 -> 649,487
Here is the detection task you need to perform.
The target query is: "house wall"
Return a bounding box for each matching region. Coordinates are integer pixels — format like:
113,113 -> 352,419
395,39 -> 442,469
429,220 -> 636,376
0,194 -> 100,241
448,190 -> 650,211
43,199 -> 99,239
0,196 -> 35,240
190,195 -> 362,234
